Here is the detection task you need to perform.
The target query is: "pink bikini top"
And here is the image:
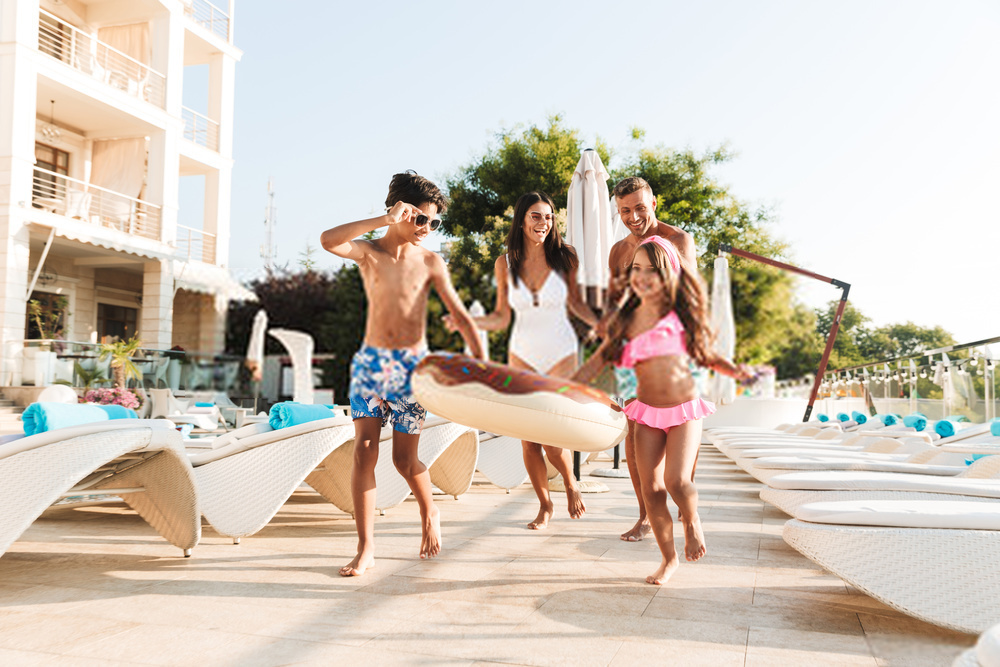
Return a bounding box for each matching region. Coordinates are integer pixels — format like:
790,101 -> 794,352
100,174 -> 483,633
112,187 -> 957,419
618,311 -> 689,369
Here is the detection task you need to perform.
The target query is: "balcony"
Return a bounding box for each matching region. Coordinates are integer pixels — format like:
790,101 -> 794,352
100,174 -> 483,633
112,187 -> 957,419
183,0 -> 231,42
181,107 -> 220,151
38,10 -> 166,109
176,224 -> 217,264
31,167 -> 162,242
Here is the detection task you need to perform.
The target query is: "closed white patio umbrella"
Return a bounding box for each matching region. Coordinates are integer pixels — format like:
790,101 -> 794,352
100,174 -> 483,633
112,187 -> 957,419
566,149 -> 615,309
708,256 -> 736,405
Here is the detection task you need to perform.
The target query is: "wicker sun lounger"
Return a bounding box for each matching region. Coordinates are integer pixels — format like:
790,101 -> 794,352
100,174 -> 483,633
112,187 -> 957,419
0,419 -> 199,558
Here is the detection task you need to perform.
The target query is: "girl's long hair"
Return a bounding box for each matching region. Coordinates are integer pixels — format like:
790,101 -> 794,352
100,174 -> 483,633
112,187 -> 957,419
506,191 -> 578,286
603,241 -> 715,367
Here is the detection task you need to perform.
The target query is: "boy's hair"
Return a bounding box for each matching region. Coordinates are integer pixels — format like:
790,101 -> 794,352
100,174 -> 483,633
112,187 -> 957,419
505,191 -> 578,287
603,241 -> 714,367
385,170 -> 448,213
612,176 -> 653,200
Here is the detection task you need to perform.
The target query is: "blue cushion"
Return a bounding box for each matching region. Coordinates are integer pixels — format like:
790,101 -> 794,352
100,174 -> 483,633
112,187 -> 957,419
22,402 -> 137,436
268,402 -> 336,430
850,411 -> 868,425
195,402 -> 214,408
903,414 -> 927,431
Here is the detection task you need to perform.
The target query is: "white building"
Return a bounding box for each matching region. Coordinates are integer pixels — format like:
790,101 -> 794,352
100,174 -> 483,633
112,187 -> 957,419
0,0 -> 251,386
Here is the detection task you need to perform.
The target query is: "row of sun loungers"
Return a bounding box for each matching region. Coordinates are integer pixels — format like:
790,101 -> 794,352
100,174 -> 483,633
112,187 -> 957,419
1,410 -> 482,559
707,416 -> 1000,635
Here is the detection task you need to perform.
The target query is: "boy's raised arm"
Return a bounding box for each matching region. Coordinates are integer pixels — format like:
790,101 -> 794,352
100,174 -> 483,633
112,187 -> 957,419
320,202 -> 424,262
430,254 -> 486,361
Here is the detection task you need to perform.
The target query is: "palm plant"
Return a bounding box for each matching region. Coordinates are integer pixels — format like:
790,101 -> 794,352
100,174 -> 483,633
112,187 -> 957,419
73,361 -> 109,390
99,335 -> 143,389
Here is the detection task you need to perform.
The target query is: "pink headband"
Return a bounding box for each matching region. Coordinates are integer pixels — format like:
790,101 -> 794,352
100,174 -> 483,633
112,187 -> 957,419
639,236 -> 682,274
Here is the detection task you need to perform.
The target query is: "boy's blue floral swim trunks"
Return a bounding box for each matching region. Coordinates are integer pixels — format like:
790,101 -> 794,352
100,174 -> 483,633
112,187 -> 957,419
349,344 -> 427,434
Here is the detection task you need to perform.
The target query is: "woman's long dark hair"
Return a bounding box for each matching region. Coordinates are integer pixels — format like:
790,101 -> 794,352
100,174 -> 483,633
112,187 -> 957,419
506,191 -> 578,286
603,241 -> 715,367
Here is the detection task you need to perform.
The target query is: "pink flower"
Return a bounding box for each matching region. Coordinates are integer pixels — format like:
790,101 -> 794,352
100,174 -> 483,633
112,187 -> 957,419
84,387 -> 143,410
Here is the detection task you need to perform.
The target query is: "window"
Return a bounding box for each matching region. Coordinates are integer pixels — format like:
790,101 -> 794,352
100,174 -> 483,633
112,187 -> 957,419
33,142 -> 69,203
97,303 -> 138,341
25,291 -> 69,340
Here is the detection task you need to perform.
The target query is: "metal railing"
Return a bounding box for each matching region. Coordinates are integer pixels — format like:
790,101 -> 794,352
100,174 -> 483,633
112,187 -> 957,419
176,224 -> 217,264
31,166 -> 162,242
183,0 -> 231,41
181,106 -> 220,151
819,335 -> 999,422
38,10 -> 166,109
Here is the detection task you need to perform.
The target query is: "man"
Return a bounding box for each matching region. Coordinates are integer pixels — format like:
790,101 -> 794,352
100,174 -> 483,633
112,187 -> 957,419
605,176 -> 697,542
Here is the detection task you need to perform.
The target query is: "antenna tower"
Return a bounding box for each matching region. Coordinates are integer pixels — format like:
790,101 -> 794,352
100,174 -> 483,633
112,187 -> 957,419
260,178 -> 277,270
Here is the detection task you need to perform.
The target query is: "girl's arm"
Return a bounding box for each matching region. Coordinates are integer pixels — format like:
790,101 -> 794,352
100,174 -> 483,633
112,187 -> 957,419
570,339 -> 614,387
443,256 -> 512,333
707,355 -> 754,382
431,254 -> 486,360
565,264 -> 599,333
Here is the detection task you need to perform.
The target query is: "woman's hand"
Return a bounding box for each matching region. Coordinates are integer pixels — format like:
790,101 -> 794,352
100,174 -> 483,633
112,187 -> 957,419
733,364 -> 756,383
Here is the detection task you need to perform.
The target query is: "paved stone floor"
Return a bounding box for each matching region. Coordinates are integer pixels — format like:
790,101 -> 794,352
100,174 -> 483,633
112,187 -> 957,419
0,445 -> 976,666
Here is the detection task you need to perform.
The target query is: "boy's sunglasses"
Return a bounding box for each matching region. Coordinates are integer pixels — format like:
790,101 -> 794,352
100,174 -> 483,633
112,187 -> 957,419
415,214 -> 442,231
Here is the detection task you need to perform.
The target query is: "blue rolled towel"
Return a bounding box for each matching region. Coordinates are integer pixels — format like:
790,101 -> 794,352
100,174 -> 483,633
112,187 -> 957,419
966,454 -> 991,466
935,419 -> 964,438
992,419 -> 1000,437
879,414 -> 901,426
903,414 -> 927,431
195,401 -> 214,408
268,402 -> 336,430
851,411 -> 868,425
816,414 -> 829,422
22,402 -> 137,436
836,412 -> 850,422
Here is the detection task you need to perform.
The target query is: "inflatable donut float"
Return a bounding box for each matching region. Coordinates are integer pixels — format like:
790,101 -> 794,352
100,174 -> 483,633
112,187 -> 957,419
411,352 -> 627,452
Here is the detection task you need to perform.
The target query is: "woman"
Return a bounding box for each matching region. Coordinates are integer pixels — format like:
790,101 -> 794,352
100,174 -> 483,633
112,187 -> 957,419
450,191 -> 599,529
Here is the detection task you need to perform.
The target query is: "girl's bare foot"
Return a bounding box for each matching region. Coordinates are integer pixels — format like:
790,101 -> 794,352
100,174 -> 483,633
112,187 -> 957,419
527,501 -> 554,530
646,556 -> 680,585
683,514 -> 707,562
420,510 -> 442,559
566,485 -> 586,520
620,518 -> 652,542
339,551 -> 375,577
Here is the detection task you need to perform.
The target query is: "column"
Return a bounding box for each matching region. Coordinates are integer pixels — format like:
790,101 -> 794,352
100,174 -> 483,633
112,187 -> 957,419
140,259 -> 173,350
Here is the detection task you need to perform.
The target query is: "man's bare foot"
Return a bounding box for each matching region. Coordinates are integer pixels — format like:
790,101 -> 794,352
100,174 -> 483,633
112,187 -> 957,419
683,513 -> 707,562
646,556 -> 680,585
527,501 -> 554,530
620,518 -> 652,542
566,485 -> 586,520
339,551 -> 374,577
420,510 -> 442,559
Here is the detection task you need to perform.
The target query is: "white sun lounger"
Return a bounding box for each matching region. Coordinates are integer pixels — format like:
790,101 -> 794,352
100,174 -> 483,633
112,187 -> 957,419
953,622 -> 1000,666
475,433 -> 530,491
782,498 -> 1000,633
188,416 -> 479,541
0,419 -> 199,558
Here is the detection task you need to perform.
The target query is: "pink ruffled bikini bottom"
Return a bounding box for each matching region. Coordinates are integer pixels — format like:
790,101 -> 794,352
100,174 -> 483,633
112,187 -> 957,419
623,397 -> 716,431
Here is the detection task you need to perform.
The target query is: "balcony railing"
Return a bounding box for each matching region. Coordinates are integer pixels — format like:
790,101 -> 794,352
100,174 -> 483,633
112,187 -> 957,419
181,107 -> 220,151
176,224 -> 217,264
38,10 -> 166,109
183,0 -> 231,41
31,166 -> 162,242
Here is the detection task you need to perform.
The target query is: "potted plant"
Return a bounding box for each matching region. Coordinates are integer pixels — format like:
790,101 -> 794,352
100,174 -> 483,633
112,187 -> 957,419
99,335 -> 143,389
84,387 -> 143,411
25,296 -> 69,386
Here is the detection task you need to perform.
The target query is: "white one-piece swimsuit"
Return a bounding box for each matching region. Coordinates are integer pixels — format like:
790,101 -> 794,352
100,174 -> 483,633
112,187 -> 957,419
507,255 -> 578,374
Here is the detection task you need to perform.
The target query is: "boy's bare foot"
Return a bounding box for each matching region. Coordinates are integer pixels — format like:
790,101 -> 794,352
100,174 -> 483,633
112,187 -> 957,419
683,513 -> 707,562
527,501 -> 554,530
620,518 -> 652,542
566,485 -> 586,520
339,551 -> 375,577
646,556 -> 680,585
420,510 -> 441,559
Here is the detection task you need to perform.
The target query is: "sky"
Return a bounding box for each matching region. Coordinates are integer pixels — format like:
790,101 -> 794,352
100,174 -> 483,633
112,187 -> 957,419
193,0 -> 1000,345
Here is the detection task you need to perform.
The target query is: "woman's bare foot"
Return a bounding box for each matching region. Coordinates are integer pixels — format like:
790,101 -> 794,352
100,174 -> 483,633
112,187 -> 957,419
420,510 -> 442,559
683,513 -> 707,562
620,517 -> 652,542
645,556 -> 680,585
527,501 -> 554,530
566,485 -> 586,520
339,551 -> 375,577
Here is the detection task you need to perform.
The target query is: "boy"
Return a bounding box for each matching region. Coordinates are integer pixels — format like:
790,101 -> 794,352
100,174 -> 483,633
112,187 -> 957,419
320,171 -> 484,577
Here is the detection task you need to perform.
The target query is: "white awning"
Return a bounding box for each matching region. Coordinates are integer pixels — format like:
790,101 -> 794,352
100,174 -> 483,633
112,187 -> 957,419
31,219 -> 175,261
174,261 -> 258,302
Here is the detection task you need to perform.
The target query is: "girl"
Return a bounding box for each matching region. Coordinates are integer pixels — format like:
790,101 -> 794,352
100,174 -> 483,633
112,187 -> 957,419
447,191 -> 599,529
573,236 -> 750,584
